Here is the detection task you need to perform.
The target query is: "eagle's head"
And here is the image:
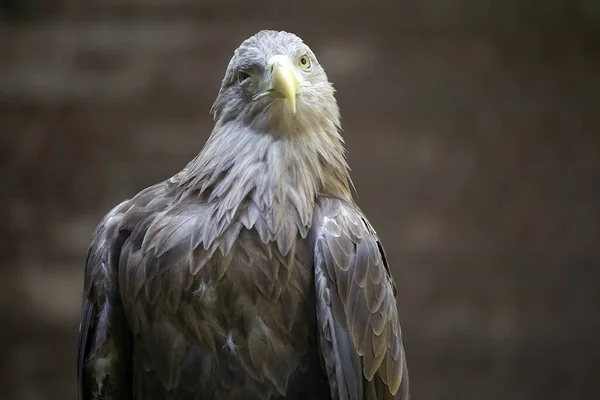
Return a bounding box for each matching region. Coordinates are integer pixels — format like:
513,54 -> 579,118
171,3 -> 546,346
210,30 -> 340,135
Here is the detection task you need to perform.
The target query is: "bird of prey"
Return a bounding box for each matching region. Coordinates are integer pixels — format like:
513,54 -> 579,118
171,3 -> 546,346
77,30 -> 409,400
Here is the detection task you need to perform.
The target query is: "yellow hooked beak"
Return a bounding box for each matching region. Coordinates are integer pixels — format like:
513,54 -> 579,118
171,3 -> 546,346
268,55 -> 298,114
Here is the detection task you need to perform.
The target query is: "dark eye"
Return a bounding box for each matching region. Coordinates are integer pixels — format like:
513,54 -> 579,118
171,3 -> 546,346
299,54 -> 311,69
237,70 -> 251,83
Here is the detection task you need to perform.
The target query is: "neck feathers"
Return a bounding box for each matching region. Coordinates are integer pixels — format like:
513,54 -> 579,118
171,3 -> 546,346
173,118 -> 353,254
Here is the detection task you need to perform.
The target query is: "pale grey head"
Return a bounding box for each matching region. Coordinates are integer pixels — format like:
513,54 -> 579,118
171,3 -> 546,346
210,30 -> 340,135
177,30 -> 352,206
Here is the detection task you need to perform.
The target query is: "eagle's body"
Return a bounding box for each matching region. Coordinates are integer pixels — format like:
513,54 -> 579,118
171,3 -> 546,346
78,30 -> 409,400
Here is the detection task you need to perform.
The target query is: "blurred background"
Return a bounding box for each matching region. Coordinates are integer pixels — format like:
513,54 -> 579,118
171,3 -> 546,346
1,1 -> 599,399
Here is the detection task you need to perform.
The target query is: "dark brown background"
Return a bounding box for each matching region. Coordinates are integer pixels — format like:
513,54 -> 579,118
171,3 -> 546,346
1,1 -> 599,399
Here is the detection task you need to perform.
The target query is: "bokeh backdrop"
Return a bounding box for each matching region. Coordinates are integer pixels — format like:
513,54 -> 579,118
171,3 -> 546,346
1,1 -> 599,399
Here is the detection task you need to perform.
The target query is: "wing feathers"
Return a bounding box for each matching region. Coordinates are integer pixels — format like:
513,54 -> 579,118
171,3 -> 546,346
77,299 -> 95,400
313,198 -> 409,399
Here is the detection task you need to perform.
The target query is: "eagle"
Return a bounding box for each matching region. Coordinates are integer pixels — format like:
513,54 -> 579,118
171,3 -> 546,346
77,30 -> 410,400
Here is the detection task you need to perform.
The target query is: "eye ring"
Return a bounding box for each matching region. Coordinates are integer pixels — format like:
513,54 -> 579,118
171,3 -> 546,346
237,70 -> 251,83
299,54 -> 311,70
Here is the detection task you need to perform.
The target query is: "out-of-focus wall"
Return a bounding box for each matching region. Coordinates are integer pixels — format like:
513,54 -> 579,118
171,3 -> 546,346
1,1 -> 599,399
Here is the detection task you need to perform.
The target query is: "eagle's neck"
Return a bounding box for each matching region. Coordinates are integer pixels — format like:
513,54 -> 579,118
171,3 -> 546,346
174,120 -> 353,253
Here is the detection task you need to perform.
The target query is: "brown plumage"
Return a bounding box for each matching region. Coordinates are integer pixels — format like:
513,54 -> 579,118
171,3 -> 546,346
77,30 -> 409,399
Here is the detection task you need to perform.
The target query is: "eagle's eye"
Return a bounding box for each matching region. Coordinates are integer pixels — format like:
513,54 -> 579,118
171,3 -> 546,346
298,54 -> 311,70
237,70 -> 251,83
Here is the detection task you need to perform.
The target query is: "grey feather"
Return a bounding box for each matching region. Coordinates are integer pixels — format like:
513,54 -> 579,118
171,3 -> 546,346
312,198 -> 410,399
77,29 -> 409,400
